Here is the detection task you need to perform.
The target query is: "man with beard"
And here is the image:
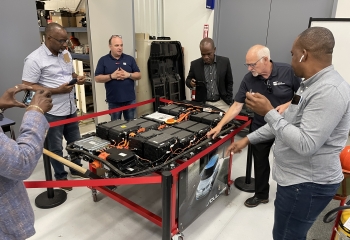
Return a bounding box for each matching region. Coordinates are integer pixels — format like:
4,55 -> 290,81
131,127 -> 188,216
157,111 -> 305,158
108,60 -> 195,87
207,45 -> 301,207
22,23 -> 86,190
227,27 -> 350,239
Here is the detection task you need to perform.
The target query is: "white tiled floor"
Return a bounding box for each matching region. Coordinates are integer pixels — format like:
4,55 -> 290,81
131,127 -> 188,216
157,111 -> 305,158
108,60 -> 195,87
25,124 -> 349,240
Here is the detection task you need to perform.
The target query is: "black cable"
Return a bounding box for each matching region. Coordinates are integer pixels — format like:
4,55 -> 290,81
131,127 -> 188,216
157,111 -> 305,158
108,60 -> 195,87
265,0 -> 273,46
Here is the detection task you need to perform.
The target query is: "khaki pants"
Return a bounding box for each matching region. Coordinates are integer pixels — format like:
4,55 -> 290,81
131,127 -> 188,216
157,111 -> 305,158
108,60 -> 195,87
205,99 -> 230,112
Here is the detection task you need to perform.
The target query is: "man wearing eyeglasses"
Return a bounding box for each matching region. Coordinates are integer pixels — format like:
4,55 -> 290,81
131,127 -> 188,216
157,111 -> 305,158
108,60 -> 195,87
95,35 -> 141,121
207,44 -> 301,208
227,27 -> 350,240
22,23 -> 86,189
185,38 -> 233,112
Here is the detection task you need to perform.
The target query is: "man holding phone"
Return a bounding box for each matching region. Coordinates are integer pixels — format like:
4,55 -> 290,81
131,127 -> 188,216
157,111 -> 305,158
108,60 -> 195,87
21,23 -> 86,190
185,38 -> 233,112
95,35 -> 141,121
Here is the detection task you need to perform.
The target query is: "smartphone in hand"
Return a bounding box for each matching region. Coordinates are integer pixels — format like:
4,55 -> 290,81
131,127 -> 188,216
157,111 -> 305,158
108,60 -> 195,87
68,78 -> 78,85
22,90 -> 36,106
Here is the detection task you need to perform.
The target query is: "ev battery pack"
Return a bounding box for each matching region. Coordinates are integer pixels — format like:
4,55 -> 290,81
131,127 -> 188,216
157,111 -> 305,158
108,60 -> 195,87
158,104 -> 178,114
73,136 -> 110,154
189,112 -> 211,123
136,119 -> 160,131
161,127 -> 182,135
109,118 -> 148,143
105,148 -> 136,171
171,130 -> 195,150
128,129 -> 163,157
173,120 -> 198,131
187,123 -> 211,138
96,120 -> 127,140
168,106 -> 186,117
144,133 -> 176,161
200,113 -> 222,126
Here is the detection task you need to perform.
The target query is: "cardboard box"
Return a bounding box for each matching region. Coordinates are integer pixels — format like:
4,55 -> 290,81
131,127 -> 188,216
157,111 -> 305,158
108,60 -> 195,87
135,33 -> 150,40
52,16 -> 76,27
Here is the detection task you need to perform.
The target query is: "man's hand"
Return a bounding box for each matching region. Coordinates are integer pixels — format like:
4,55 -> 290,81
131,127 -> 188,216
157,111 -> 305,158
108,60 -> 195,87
190,79 -> 196,88
29,89 -> 53,113
225,137 -> 250,156
275,101 -> 291,115
0,84 -> 34,110
207,126 -> 222,139
245,92 -> 274,116
58,83 -> 75,94
77,75 -> 86,85
113,68 -> 129,80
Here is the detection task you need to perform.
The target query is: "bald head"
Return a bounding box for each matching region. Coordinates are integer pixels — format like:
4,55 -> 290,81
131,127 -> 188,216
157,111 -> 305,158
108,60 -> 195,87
246,45 -> 271,60
200,38 -> 215,49
200,38 -> 216,64
45,22 -> 65,36
297,27 -> 334,60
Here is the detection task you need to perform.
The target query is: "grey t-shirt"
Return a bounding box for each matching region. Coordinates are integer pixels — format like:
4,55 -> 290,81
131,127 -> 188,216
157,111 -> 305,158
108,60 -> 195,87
22,44 -> 75,116
248,65 -> 350,186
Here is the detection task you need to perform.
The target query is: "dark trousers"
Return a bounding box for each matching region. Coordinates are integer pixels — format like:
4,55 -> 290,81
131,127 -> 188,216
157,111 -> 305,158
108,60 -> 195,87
251,140 -> 274,199
273,182 -> 339,240
45,112 -> 82,180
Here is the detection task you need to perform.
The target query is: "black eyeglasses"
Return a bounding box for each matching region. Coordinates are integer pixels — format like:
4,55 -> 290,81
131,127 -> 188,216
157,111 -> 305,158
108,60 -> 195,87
244,56 -> 264,68
49,35 -> 69,45
264,79 -> 273,93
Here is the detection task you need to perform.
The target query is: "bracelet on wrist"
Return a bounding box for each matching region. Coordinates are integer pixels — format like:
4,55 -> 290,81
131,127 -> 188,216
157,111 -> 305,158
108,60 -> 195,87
27,105 -> 44,114
109,74 -> 112,80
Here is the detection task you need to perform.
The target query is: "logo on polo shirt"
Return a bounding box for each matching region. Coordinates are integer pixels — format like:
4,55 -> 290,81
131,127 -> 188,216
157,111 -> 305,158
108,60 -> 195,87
272,81 -> 286,86
123,62 -> 126,65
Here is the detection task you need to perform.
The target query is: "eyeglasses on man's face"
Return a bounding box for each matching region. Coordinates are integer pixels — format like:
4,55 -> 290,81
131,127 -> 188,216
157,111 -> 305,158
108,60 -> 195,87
244,56 -> 264,68
50,35 -> 69,45
264,79 -> 273,93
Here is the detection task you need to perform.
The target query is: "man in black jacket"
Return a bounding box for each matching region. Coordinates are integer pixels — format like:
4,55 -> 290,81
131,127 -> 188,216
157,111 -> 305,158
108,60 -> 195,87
185,38 -> 233,111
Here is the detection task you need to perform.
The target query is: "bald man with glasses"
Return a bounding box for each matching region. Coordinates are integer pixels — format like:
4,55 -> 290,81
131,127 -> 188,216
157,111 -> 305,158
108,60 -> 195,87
207,44 -> 301,208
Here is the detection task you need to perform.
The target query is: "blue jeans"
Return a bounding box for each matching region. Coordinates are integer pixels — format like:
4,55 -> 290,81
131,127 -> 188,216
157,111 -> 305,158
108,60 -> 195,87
45,112 -> 82,180
108,100 -> 135,121
273,182 -> 340,240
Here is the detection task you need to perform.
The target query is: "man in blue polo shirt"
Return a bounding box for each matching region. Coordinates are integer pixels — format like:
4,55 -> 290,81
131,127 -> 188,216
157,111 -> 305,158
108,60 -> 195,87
207,44 -> 301,208
95,35 -> 141,121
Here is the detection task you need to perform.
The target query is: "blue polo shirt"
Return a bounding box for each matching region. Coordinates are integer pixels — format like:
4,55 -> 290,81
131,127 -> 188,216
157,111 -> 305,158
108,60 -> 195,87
95,52 -> 140,103
235,60 -> 301,131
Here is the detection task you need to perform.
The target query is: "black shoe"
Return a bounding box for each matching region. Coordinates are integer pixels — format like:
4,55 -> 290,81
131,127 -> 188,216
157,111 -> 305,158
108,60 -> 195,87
70,171 -> 88,179
244,196 -> 269,208
57,178 -> 73,191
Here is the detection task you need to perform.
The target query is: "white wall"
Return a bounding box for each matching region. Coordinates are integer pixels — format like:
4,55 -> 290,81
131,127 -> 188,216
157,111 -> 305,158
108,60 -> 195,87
163,1 -> 215,99
335,0 -> 350,17
134,0 -> 160,37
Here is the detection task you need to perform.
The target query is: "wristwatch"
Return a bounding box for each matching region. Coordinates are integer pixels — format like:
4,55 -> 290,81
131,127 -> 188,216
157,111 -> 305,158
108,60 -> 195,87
129,73 -> 132,78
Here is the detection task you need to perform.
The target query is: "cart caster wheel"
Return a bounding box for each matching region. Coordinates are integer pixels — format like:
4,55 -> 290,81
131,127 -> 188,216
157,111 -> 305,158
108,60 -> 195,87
172,232 -> 184,240
225,185 -> 231,196
91,189 -> 98,202
92,194 -> 98,202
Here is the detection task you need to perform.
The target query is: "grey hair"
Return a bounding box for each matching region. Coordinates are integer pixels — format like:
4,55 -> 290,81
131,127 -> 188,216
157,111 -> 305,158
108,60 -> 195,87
257,46 -> 270,60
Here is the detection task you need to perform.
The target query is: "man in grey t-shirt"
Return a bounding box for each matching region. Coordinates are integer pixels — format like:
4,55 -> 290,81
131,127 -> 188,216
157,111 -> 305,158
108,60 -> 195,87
22,23 -> 86,190
228,27 -> 350,239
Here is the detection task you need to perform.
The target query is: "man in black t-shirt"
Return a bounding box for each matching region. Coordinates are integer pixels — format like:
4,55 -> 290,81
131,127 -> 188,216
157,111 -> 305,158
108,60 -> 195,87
207,44 -> 301,208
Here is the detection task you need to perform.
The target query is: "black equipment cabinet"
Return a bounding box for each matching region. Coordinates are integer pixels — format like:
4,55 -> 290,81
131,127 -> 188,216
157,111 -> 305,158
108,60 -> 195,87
147,41 -> 186,105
